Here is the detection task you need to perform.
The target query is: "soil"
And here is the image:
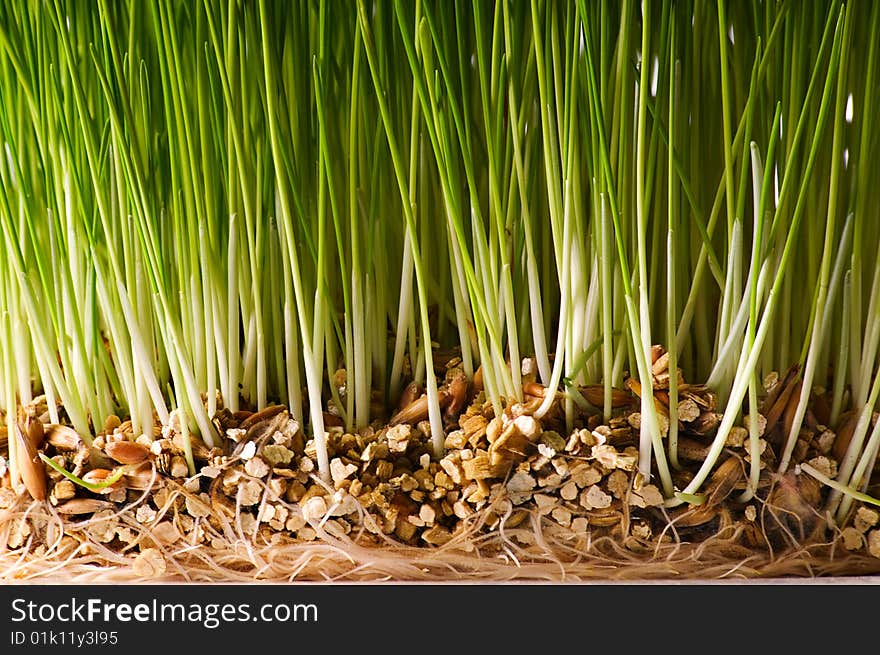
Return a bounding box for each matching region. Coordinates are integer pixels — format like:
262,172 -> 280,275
2,351 -> 880,582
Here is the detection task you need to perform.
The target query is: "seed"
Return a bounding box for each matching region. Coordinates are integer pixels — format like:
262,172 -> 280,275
832,411 -> 858,463
762,367 -> 801,434
421,525 -> 452,546
674,437 -> 712,461
522,380 -> 548,398
472,366 -> 484,391
390,388 -> 454,426
443,369 -> 469,420
46,478 -> 75,504
13,424 -> 46,501
322,412 -> 344,428
397,381 -> 423,413
651,349 -> 670,375
688,411 -> 722,437
25,417 -> 45,451
45,425 -> 83,451
625,378 -> 670,417
238,404 -> 285,431
781,380 -> 806,440
765,471 -> 822,539
104,440 -> 150,464
671,503 -> 721,528
760,364 -> 794,409
83,468 -> 124,493
579,384 -> 633,408
55,498 -> 114,515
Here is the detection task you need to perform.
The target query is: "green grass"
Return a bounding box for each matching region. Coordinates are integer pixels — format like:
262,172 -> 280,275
0,0 -> 878,516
